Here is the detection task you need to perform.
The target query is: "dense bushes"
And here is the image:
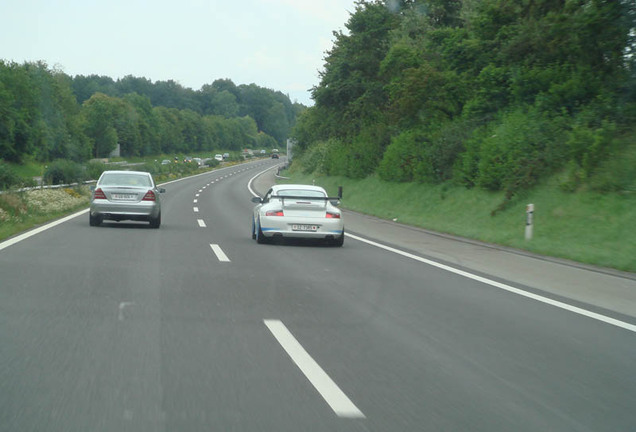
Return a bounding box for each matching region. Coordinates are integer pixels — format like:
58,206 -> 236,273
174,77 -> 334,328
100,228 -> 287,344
0,160 -> 20,189
378,130 -> 424,182
43,159 -> 85,185
459,109 -> 567,194
85,161 -> 107,181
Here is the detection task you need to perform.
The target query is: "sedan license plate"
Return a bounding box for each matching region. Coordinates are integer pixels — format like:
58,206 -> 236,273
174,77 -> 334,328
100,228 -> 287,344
111,193 -> 136,200
292,224 -> 318,232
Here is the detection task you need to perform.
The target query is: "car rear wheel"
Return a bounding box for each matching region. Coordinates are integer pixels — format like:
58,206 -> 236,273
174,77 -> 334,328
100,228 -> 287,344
149,213 -> 161,228
331,230 -> 345,247
89,213 -> 102,227
251,218 -> 257,239
256,218 -> 268,244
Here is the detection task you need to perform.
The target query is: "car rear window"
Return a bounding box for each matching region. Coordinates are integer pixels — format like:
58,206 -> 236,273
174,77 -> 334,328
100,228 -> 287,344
100,173 -> 152,187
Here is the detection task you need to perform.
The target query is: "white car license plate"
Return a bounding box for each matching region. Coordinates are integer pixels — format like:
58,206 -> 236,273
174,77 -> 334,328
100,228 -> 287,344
112,193 -> 136,200
292,224 -> 318,232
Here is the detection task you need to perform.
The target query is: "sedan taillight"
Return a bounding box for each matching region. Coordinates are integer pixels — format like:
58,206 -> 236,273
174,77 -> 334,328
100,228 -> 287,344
93,188 -> 106,199
266,210 -> 284,216
142,190 -> 156,201
326,212 -> 340,219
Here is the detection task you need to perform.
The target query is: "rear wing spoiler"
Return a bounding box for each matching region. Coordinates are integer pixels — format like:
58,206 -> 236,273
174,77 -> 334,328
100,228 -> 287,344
273,185 -> 343,203
270,195 -> 342,207
270,195 -> 341,201
252,187 -> 343,204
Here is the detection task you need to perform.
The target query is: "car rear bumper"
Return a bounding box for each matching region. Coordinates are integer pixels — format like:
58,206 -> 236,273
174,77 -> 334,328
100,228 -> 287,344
260,216 -> 343,239
90,200 -> 160,220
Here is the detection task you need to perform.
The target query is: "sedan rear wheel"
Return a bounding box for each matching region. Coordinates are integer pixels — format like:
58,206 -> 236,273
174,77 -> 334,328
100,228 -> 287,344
149,212 -> 161,228
89,213 -> 102,227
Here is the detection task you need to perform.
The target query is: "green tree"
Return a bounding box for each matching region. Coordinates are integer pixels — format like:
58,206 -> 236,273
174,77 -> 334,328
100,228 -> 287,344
153,106 -> 184,154
124,93 -> 160,155
82,93 -> 120,158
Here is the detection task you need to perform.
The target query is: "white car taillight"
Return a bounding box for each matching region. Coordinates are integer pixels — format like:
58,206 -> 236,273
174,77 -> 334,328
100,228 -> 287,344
266,210 -> 284,216
326,212 -> 340,219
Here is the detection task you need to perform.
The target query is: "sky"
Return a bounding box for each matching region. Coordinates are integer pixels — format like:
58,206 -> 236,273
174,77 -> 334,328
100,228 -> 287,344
0,0 -> 359,106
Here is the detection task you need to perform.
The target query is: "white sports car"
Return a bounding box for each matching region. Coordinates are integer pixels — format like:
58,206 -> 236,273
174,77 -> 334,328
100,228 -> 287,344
251,184 -> 344,246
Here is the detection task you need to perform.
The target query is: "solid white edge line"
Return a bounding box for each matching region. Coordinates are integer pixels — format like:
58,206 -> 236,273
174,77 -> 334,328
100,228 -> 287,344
247,164 -> 282,197
0,209 -> 88,252
209,244 -> 230,262
346,233 -> 636,334
197,219 -> 206,228
264,319 -> 365,419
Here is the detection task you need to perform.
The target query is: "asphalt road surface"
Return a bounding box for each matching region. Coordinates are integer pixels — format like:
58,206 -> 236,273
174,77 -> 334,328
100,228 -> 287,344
1,159 -> 635,431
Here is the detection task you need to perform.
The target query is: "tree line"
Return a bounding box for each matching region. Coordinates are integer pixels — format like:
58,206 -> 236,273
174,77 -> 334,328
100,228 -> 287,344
292,0 -> 636,196
0,61 -> 304,163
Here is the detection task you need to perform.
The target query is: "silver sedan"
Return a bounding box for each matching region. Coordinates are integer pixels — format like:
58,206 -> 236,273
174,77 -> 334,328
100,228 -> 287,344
251,184 -> 344,246
89,170 -> 165,228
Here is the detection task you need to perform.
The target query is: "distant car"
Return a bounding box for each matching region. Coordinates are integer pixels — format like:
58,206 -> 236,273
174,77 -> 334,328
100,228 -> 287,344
174,156 -> 179,163
251,184 -> 344,246
184,156 -> 193,163
161,159 -> 171,165
214,154 -> 223,161
223,152 -> 230,160
260,149 -> 266,154
192,157 -> 202,166
271,153 -> 279,159
89,170 -> 165,228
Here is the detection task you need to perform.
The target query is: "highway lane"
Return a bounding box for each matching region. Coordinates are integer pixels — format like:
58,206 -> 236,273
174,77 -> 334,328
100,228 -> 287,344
0,159 -> 635,431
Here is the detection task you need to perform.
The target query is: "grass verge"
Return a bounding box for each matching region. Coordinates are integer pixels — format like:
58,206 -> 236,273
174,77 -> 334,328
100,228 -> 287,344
281,170 -> 636,273
0,187 -> 91,242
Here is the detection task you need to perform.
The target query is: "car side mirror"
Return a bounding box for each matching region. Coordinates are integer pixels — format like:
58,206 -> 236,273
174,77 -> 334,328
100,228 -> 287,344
251,196 -> 262,203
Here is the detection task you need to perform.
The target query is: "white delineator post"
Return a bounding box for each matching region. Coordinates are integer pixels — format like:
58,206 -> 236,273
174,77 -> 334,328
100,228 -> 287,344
525,203 -> 534,240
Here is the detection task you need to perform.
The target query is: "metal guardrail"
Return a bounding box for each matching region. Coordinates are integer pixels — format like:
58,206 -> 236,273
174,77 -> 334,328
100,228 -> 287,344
0,180 -> 96,195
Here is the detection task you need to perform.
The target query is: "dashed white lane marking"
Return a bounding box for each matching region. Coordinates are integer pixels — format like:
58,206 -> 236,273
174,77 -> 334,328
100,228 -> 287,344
195,193 -> 200,197
193,199 -> 198,203
118,302 -> 135,321
209,244 -> 230,262
264,319 -> 365,419
346,233 -> 636,334
197,219 -> 206,228
193,207 -> 199,213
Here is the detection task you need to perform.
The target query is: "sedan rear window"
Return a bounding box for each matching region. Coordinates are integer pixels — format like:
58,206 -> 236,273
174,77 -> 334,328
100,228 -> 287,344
99,173 -> 152,187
